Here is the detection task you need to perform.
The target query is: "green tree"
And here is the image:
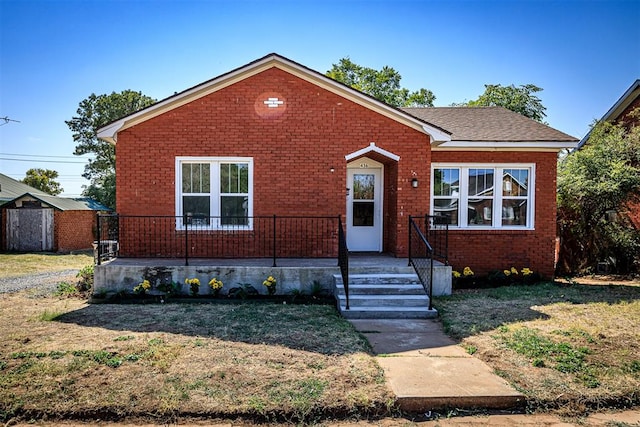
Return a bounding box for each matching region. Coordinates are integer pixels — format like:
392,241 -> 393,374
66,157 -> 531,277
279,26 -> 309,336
66,90 -> 156,209
326,57 -> 435,107
22,168 -> 63,195
462,84 -> 547,122
557,109 -> 640,274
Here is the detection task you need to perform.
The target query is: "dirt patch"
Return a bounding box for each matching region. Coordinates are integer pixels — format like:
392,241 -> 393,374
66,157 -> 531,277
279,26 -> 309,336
0,292 -> 393,424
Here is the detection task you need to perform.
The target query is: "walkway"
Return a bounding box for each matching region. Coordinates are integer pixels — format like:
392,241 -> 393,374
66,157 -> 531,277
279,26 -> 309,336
349,318 -> 524,412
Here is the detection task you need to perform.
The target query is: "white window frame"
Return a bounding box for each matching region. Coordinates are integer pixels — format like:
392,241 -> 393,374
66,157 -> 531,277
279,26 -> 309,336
430,163 -> 535,230
175,157 -> 253,230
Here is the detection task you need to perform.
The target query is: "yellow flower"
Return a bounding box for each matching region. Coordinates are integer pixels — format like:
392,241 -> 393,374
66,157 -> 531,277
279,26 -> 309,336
503,269 -> 511,276
510,267 -> 518,275
208,278 -> 223,290
452,271 -> 461,278
133,279 -> 151,293
463,267 -> 474,277
521,268 -> 533,276
185,278 -> 200,286
263,276 -> 277,287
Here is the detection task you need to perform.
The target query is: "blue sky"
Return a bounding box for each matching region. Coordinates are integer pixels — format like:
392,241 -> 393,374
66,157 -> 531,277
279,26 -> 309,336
1,0 -> 639,197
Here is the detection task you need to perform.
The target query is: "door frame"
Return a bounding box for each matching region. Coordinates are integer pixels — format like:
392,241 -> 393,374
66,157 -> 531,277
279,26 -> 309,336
346,157 -> 384,252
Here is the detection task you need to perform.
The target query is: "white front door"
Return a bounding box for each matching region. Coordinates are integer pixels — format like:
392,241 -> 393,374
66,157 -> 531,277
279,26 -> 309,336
346,159 -> 383,251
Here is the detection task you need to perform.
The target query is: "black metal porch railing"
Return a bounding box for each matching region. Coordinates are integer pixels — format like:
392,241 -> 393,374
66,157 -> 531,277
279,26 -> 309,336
408,215 -> 449,310
95,214 -> 347,267
337,216 -> 349,310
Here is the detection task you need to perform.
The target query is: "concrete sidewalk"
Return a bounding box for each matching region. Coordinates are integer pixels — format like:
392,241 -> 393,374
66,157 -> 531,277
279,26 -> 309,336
349,319 -> 525,412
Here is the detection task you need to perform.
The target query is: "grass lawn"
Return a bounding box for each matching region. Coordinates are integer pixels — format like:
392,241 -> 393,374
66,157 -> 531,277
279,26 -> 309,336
434,281 -> 640,414
0,293 -> 393,423
0,253 -> 93,279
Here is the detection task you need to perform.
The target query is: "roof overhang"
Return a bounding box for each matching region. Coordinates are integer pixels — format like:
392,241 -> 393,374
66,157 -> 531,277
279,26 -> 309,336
432,140 -> 579,152
97,53 -> 452,145
577,79 -> 640,149
345,142 -> 401,162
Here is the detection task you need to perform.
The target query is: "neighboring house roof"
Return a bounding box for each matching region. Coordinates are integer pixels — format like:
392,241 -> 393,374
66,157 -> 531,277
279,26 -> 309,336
97,53 -> 452,145
2,192 -> 111,211
0,172 -> 48,204
577,79 -> 640,149
403,106 -> 578,150
0,173 -> 110,211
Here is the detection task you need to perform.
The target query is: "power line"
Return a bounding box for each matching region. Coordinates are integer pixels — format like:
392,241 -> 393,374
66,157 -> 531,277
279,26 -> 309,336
0,157 -> 90,164
0,117 -> 20,126
0,152 -> 93,159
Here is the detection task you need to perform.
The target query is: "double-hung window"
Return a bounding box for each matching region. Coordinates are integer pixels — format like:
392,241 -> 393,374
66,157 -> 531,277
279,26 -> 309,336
431,164 -> 534,229
176,157 -> 252,229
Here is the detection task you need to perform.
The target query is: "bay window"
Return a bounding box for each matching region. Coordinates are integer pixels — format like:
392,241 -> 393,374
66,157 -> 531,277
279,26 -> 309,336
431,164 -> 534,229
176,157 -> 252,229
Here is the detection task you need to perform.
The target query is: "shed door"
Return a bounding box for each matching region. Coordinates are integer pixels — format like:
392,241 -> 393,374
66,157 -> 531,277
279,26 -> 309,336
7,209 -> 54,251
346,160 -> 383,252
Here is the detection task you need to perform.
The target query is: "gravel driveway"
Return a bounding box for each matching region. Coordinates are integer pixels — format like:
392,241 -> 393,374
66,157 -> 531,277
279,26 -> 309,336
0,270 -> 81,295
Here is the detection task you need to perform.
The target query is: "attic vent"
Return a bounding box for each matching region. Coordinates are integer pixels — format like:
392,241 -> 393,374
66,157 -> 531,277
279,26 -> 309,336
264,97 -> 284,108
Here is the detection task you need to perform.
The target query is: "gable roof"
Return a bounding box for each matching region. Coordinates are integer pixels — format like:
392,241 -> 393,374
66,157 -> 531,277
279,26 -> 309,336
577,79 -> 640,149
403,106 -> 578,150
0,173 -> 110,211
2,192 -> 111,211
97,53 -> 452,145
0,172 -> 48,204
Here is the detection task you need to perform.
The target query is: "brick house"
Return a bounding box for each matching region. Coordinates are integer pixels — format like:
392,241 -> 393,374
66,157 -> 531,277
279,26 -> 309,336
97,53 -> 578,279
0,173 -> 110,252
576,79 -> 640,229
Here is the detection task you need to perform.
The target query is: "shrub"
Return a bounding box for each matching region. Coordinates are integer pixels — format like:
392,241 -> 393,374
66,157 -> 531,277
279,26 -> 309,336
76,265 -> 94,292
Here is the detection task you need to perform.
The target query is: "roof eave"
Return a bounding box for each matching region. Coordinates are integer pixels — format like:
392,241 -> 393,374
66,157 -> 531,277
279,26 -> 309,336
432,140 -> 579,152
577,79 -> 640,149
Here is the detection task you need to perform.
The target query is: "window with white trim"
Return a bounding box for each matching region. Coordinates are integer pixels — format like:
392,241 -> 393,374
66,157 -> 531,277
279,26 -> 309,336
176,157 -> 252,229
431,164 -> 534,229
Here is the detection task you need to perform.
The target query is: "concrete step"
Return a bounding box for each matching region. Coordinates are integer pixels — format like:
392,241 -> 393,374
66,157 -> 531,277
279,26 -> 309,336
333,273 -> 436,319
335,283 -> 426,295
336,294 -> 429,307
337,305 -> 438,319
347,273 -> 421,285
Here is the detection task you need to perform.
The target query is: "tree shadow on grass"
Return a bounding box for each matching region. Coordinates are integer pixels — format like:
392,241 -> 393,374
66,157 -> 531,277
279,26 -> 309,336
433,281 -> 640,340
54,300 -> 370,356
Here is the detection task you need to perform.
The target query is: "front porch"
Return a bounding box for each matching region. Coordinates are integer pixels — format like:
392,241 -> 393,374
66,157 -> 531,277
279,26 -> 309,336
94,254 -> 452,299
93,214 -> 452,317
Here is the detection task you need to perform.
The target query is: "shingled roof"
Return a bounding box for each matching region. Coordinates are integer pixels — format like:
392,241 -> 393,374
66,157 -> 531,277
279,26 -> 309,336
402,106 -> 578,144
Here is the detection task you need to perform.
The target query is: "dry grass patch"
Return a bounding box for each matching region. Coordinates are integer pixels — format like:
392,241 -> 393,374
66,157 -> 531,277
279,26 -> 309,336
0,292 -> 393,423
0,253 -> 93,278
434,282 -> 640,414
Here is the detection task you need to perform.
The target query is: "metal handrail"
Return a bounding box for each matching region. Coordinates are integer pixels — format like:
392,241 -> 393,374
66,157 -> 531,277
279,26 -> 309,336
337,216 -> 349,310
408,216 -> 434,310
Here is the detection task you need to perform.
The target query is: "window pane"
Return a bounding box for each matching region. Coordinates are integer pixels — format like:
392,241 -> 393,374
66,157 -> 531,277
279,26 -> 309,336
434,169 -> 459,196
353,174 -> 375,200
468,200 -> 492,226
433,198 -> 458,225
353,201 -> 374,226
502,200 -> 527,226
183,196 -> 210,225
182,163 -> 210,193
468,169 -> 494,197
221,196 -> 248,225
221,163 -> 249,194
503,169 -> 528,196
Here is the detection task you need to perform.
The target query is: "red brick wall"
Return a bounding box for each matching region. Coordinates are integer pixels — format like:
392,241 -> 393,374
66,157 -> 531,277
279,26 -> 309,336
115,67 -> 430,256
115,66 -> 559,275
619,95 -> 640,127
54,210 -> 96,252
431,151 -> 559,278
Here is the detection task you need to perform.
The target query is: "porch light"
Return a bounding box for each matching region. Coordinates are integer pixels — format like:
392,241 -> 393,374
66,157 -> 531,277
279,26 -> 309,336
411,178 -> 419,188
